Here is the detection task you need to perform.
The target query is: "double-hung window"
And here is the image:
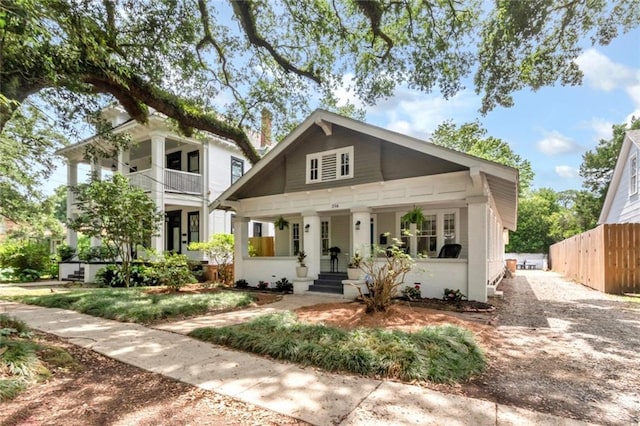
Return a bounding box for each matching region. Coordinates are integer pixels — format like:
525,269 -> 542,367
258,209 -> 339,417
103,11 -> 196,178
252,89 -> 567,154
400,209 -> 458,257
306,146 -> 354,183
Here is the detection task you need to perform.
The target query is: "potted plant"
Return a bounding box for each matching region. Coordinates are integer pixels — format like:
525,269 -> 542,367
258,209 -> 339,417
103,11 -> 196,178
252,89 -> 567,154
296,250 -> 308,278
347,252 -> 363,280
401,205 -> 425,225
274,216 -> 289,230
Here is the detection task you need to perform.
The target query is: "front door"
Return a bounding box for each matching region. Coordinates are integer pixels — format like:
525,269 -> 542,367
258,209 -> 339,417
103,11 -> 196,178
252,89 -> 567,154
166,210 -> 181,253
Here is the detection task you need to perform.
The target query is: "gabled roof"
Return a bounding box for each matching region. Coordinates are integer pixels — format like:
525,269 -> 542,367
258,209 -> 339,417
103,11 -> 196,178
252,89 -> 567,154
599,129 -> 640,224
211,109 -> 519,229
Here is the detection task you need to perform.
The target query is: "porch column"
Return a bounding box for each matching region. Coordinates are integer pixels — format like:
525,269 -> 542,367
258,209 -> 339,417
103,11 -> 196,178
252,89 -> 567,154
89,159 -> 102,248
302,210 -> 320,279
201,141 -> 210,242
150,133 -> 165,253
66,160 -> 78,250
117,150 -> 126,175
234,216 -> 249,280
467,196 -> 489,302
351,207 -> 371,256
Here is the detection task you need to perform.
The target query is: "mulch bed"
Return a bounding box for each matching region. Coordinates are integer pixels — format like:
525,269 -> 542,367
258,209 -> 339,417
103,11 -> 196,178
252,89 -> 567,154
396,297 -> 495,312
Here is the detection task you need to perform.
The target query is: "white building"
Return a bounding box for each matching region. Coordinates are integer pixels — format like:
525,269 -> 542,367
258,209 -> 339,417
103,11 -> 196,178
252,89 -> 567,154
211,109 -> 519,302
56,105 -> 271,265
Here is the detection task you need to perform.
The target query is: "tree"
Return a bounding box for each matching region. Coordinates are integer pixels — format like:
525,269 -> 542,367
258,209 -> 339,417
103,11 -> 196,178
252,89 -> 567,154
0,104 -> 67,222
430,120 -> 534,193
506,188 -> 560,253
188,234 -> 234,285
2,0 -> 637,165
357,238 -> 414,313
67,174 -> 163,287
579,117 -> 640,204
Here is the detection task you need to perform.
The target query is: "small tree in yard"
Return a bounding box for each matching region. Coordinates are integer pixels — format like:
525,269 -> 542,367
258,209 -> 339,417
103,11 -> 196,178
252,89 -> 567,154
188,234 -> 234,285
356,237 -> 415,313
68,174 -> 162,287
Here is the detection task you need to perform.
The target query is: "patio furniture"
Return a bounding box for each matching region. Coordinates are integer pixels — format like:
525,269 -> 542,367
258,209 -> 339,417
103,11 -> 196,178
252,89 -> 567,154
437,243 -> 462,259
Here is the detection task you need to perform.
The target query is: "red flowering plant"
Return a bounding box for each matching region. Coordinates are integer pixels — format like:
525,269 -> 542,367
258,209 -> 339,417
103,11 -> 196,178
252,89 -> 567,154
443,288 -> 466,301
402,282 -> 422,300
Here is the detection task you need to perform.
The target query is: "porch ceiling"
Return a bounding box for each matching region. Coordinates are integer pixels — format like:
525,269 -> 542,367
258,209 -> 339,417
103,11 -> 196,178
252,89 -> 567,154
486,174 -> 518,231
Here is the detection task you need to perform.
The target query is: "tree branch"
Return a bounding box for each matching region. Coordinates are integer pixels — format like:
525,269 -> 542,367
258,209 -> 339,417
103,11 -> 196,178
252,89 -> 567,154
353,0 -> 394,60
231,0 -> 321,83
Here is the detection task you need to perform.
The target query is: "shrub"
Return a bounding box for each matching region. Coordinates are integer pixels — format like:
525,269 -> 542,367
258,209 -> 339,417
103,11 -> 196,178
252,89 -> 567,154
95,265 -> 125,287
78,245 -> 114,262
443,288 -> 466,301
56,245 -> 75,262
275,277 -> 292,293
0,240 -> 50,278
402,283 -> 422,300
153,254 -> 196,291
235,279 -> 249,289
257,280 -> 269,290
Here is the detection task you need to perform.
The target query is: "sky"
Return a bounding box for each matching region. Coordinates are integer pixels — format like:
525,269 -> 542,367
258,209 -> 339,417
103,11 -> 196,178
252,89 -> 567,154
44,27 -> 640,196
360,29 -> 640,193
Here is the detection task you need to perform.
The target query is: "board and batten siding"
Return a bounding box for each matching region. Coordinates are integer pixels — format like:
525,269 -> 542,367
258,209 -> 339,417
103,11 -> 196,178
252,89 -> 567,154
603,143 -> 640,223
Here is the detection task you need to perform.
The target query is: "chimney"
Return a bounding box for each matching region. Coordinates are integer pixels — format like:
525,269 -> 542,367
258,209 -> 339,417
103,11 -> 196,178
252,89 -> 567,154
260,108 -> 272,148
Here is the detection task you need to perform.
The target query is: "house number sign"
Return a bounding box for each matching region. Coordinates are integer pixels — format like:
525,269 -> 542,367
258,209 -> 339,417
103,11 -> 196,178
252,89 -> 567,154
331,203 -> 339,209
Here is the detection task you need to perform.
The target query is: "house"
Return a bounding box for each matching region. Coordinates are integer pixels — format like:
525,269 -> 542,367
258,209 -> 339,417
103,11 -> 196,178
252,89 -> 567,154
55,105 -> 271,281
599,129 -> 640,224
210,109 -> 519,302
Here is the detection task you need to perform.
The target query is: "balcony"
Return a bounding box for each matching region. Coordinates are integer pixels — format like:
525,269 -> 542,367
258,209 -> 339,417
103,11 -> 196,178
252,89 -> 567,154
127,168 -> 203,195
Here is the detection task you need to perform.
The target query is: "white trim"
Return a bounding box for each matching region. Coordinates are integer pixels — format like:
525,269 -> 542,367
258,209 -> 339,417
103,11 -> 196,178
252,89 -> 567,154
629,153 -> 638,196
306,146 -> 354,184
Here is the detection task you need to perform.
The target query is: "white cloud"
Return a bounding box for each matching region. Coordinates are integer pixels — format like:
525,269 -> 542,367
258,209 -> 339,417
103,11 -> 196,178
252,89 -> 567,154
574,49 -> 638,92
585,117 -> 614,141
555,165 -> 579,179
625,84 -> 640,123
536,131 -> 583,156
369,88 -> 480,139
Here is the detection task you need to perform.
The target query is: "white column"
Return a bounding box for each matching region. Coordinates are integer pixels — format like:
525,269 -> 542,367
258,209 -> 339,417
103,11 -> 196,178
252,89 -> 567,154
117,150 -> 126,175
351,207 -> 371,256
467,195 -> 489,302
201,141 -> 209,242
234,216 -> 249,280
66,160 -> 78,250
150,133 -> 165,253
302,210 -> 320,279
89,159 -> 102,248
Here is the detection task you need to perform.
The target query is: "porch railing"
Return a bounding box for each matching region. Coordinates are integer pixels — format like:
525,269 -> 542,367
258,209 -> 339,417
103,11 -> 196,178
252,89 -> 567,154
164,169 -> 202,194
126,168 -> 203,195
128,168 -> 153,192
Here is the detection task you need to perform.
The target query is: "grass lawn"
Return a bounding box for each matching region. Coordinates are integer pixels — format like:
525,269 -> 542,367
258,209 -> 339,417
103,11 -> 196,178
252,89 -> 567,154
189,311 -> 485,383
5,288 -> 255,324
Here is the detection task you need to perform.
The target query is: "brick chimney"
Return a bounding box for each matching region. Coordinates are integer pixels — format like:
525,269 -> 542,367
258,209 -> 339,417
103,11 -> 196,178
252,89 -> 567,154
260,108 -> 272,148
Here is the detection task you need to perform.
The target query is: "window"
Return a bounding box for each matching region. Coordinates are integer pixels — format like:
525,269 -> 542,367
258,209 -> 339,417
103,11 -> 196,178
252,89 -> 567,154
630,154 -> 638,195
292,223 -> 300,255
399,210 -> 458,257
231,157 -> 244,184
253,222 -> 262,237
187,150 -> 199,174
188,212 -> 199,244
306,146 -> 354,183
321,220 -> 329,255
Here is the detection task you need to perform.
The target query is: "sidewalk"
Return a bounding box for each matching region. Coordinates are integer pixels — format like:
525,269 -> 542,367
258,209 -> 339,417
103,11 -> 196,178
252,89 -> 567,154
0,298 -> 592,426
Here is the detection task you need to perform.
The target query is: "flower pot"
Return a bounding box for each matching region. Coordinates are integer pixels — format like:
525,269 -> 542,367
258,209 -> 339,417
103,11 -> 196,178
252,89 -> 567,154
296,266 -> 308,278
347,268 -> 361,280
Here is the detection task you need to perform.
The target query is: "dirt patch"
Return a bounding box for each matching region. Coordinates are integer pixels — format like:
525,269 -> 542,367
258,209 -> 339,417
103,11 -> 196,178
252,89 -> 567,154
0,333 -> 308,426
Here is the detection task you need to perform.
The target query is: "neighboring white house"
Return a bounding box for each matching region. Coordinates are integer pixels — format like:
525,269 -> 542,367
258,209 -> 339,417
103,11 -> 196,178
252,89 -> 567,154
56,105 -> 271,268
599,129 -> 640,224
210,109 -> 519,302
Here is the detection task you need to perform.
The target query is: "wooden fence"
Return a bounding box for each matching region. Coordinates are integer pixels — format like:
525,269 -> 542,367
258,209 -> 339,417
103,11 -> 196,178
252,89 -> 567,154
549,223 -> 640,294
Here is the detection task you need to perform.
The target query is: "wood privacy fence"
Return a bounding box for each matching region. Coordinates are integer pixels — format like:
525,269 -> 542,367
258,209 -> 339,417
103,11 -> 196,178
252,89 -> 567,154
549,223 -> 640,294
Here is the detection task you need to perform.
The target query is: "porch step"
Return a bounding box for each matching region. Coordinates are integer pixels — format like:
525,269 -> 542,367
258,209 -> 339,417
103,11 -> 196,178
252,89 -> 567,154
308,272 -> 347,295
62,268 -> 85,282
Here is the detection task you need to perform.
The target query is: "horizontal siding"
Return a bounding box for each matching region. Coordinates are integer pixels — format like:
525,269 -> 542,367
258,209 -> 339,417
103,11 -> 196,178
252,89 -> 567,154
606,144 -> 640,223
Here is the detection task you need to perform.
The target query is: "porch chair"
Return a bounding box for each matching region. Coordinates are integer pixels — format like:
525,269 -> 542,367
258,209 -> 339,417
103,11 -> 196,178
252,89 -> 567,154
437,243 -> 462,259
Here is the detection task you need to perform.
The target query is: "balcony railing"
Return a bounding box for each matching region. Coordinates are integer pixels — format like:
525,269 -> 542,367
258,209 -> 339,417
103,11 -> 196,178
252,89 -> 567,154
164,169 -> 203,194
128,168 -> 154,193
126,168 -> 203,195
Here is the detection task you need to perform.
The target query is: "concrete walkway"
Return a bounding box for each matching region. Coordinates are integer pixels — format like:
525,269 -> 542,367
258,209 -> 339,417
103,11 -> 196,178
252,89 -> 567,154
0,298 -> 592,426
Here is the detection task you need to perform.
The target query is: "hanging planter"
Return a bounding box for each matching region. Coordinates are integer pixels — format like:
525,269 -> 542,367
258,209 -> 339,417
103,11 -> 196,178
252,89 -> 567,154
401,206 -> 425,225
274,216 -> 289,230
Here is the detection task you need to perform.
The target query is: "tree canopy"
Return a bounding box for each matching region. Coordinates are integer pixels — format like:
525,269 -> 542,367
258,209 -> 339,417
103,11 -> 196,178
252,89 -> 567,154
430,120 -> 534,193
2,0 -> 638,166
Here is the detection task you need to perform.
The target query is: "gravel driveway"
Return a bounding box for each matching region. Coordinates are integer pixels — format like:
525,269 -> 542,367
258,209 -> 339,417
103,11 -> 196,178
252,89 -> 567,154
490,270 -> 640,425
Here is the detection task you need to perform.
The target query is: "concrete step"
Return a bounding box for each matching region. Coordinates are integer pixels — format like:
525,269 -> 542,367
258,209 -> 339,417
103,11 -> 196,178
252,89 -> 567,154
307,284 -> 343,294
